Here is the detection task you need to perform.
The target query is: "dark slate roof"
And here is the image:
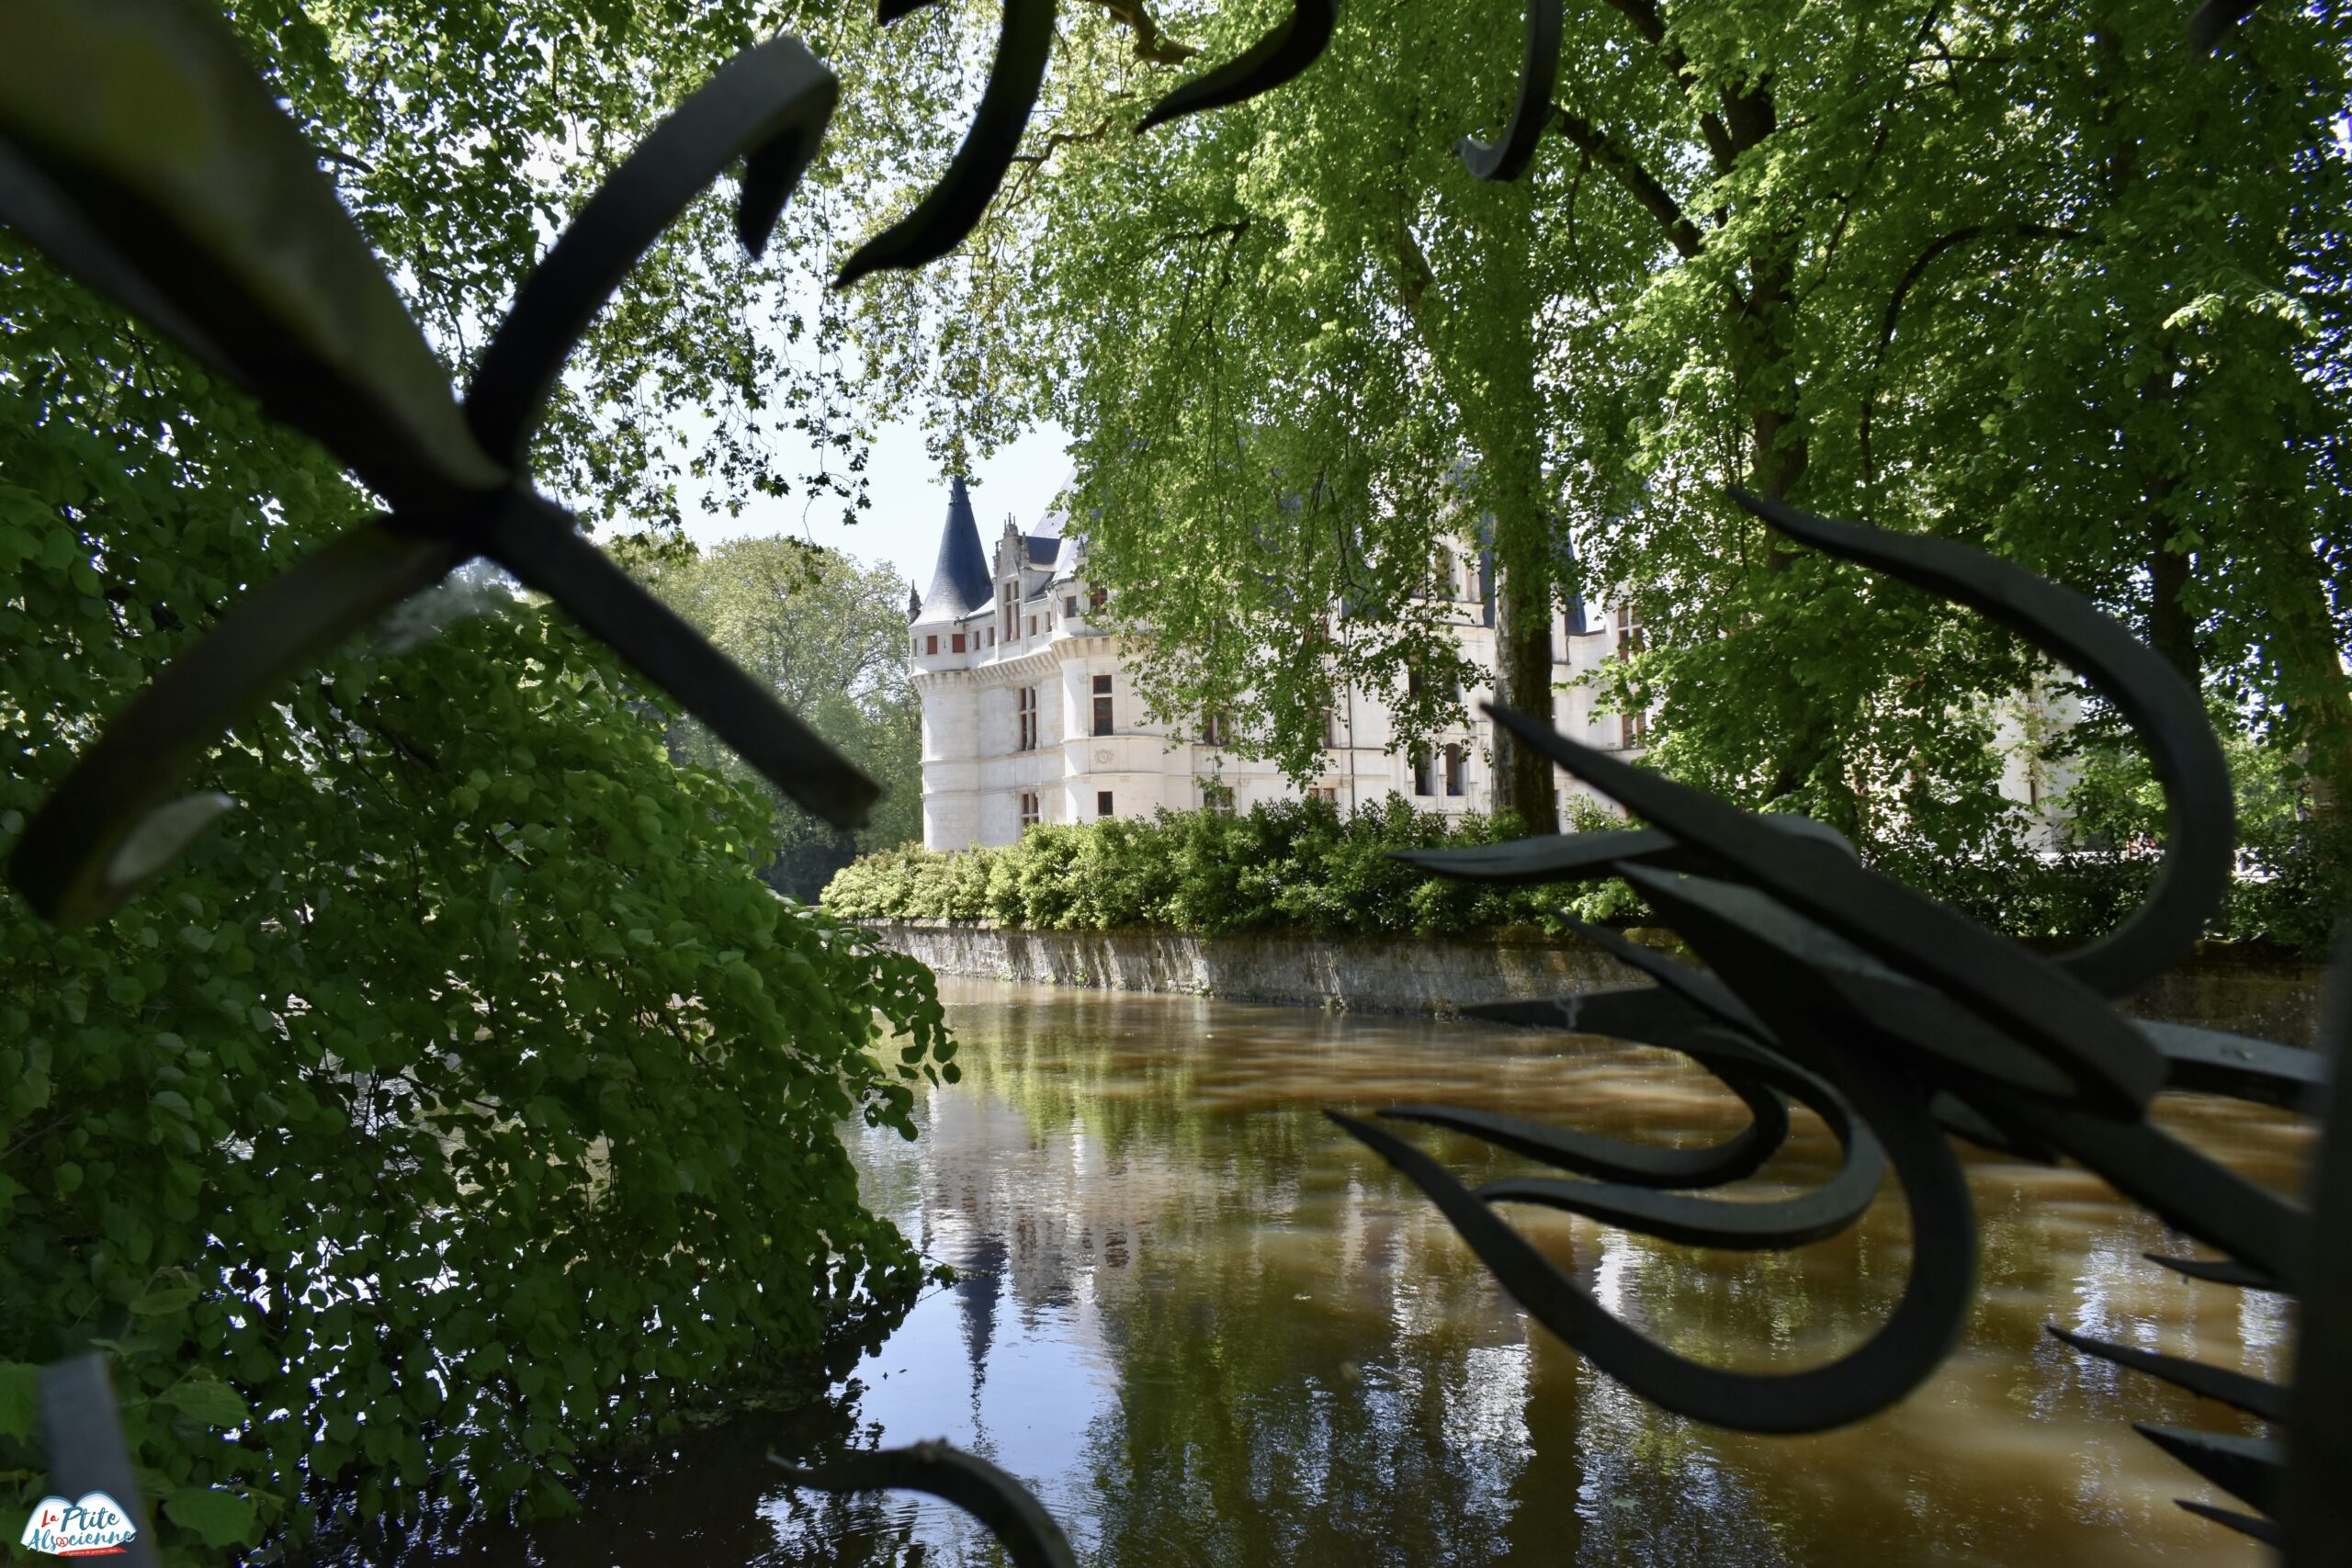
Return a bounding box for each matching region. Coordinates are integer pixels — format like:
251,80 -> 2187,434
914,476 -> 989,626
1025,536 -> 1061,567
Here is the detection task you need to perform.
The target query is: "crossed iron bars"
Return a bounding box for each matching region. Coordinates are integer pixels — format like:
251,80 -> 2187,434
0,0 -> 2314,1562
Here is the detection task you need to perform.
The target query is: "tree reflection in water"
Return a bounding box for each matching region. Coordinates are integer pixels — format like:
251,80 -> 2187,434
349,977 -> 2288,1566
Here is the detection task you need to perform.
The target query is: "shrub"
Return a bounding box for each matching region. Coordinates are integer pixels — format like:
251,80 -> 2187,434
1,276 -> 956,1564
820,795 -> 1646,939
822,784 -> 2342,955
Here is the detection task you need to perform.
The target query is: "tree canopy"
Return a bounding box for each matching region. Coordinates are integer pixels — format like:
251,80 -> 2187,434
645,536 -> 925,896
841,0 -> 2352,920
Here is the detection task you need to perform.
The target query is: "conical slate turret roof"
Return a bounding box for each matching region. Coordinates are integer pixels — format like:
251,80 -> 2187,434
913,476 -> 989,626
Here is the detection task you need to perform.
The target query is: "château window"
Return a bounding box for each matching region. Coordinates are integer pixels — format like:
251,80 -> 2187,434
1090,588 -> 1107,615
924,635 -> 937,655
1019,791 -> 1040,829
1027,615 -> 1036,637
1434,545 -> 1455,599
1621,709 -> 1649,750
1016,687 -> 1038,752
1202,781 -> 1235,817
1311,785 -> 1340,807
951,632 -> 966,653
1615,603 -> 1645,660
1097,790 -> 1114,818
1001,581 -> 1018,641
1319,707 -> 1336,748
1411,745 -> 1434,797
1065,595 -> 1079,617
1092,674 -> 1114,737
1203,708 -> 1229,747
1445,743 -> 1465,796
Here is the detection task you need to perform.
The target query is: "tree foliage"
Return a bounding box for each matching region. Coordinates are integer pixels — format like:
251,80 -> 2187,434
642,536 -> 926,897
1,2 -> 967,1560
846,0 -> 2352,922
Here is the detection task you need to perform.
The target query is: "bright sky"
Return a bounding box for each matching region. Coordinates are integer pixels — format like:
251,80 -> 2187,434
673,417 -> 1075,590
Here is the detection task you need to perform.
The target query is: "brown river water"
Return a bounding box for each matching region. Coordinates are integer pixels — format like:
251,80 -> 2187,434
420,976 -> 2306,1566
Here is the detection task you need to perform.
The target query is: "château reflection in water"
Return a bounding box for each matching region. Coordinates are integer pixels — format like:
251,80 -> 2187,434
426,976 -> 2303,1566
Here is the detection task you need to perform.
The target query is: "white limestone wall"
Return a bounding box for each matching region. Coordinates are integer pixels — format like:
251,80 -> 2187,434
914,526 -> 1668,848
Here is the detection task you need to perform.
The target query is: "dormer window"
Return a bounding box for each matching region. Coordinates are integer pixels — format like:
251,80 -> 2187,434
1001,581 -> 1017,641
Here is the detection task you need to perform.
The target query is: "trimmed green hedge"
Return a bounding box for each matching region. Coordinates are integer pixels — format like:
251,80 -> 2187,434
823,793 -> 2348,955
821,795 -> 1643,937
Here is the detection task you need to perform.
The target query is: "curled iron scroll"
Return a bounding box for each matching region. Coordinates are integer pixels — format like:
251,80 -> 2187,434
1726,489 -> 2234,1000
836,0 -> 1057,284
1455,0 -> 1562,180
772,1442 -> 1079,1568
1374,499 -> 2341,1550
1136,0 -> 1340,132
1330,1010 -> 1977,1436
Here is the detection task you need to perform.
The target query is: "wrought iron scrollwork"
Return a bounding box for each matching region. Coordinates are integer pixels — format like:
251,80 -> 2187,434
772,1442 -> 1080,1568
1455,0 -> 1563,180
1136,0 -> 1341,133
839,0 -> 1058,284
1377,494 -> 2341,1548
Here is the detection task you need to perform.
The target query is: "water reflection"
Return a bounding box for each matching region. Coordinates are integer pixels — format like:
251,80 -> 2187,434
412,978 -> 2304,1565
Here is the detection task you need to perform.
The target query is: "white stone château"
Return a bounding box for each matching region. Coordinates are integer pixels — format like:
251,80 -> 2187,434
909,478 -> 1656,850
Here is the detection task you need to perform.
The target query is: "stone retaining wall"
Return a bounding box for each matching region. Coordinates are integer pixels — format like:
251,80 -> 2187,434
862,922 -> 2330,1045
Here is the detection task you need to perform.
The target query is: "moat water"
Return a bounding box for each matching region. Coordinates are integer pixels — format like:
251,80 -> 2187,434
424,976 -> 2301,1566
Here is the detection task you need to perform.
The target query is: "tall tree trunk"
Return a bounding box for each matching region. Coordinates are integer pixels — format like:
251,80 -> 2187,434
1736,235 -> 1843,818
2136,362 -> 2201,689
1490,495 -> 1558,827
1388,202 -> 1557,826
2258,534 -> 2352,827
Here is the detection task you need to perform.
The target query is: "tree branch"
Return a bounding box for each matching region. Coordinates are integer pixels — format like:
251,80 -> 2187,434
1163,219 -> 1251,246
1008,116 -> 1124,167
1595,0 -> 1736,169
1548,106 -> 1708,261
1077,0 -> 1199,64
1859,222 -> 2091,491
